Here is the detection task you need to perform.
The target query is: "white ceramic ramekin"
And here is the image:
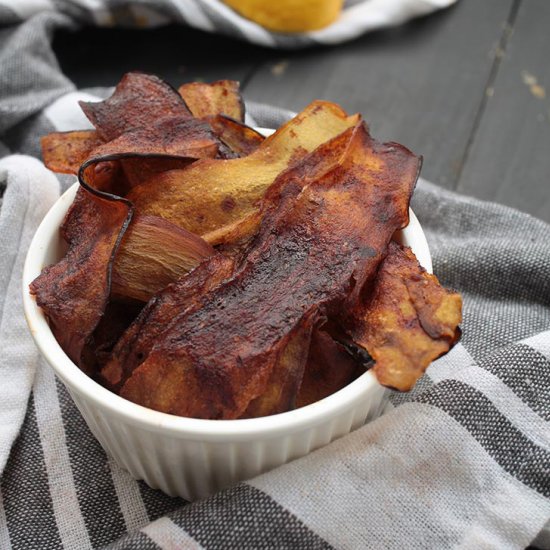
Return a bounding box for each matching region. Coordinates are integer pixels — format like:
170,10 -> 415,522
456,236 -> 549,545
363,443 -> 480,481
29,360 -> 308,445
23,135 -> 432,501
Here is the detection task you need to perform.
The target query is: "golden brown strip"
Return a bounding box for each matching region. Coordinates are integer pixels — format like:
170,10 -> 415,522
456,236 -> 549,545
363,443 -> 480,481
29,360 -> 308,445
126,100 -> 361,245
118,123 -> 420,419
348,241 -> 462,391
178,80 -> 244,121
41,130 -> 104,174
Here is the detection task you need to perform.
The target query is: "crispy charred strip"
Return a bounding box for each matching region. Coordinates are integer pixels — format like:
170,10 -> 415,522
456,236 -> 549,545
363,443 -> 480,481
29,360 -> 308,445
101,254 -> 235,388
30,187 -> 132,367
242,311 -> 317,418
348,241 -> 462,391
178,80 -> 245,121
80,72 -> 192,141
117,123 -> 420,419
76,73 -> 224,191
79,117 -> 220,190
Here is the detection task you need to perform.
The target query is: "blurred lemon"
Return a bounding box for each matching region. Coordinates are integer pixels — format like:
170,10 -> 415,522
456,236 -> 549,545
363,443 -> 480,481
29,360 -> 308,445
223,0 -> 343,32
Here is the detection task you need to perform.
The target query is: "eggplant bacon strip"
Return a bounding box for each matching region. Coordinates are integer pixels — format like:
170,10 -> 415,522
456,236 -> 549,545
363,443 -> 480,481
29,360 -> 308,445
116,123 -> 420,419
178,80 -> 245,122
30,188 -> 132,369
296,327 -> 363,409
41,77 -> 252,185
102,253 -> 235,389
41,130 -> 104,175
78,73 -> 222,191
348,241 -> 462,391
126,100 -> 362,247
79,72 -> 193,142
45,73 -> 220,194
103,124 -> 368,388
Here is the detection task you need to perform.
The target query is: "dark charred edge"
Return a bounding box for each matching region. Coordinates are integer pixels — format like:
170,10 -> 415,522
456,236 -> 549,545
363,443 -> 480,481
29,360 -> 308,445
336,338 -> 374,370
402,152 -> 422,231
79,151 -> 198,171
80,71 -> 193,118
214,116 -> 265,155
216,114 -> 265,139
412,154 -> 423,211
77,161 -> 135,355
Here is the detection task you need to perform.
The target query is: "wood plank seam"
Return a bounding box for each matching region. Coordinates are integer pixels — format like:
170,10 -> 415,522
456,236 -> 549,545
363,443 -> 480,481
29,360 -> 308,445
240,61 -> 266,92
452,0 -> 522,190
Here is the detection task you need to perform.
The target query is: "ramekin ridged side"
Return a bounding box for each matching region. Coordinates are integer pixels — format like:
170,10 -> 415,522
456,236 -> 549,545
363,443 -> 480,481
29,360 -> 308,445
67,379 -> 387,499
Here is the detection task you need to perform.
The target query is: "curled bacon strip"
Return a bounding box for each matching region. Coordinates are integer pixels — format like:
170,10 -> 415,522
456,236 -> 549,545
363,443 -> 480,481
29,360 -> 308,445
347,241 -> 462,391
30,187 -> 133,368
117,123 -> 420,418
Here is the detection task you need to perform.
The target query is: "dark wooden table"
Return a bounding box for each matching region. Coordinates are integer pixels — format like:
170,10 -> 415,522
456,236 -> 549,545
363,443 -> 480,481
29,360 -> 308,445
53,0 -> 550,224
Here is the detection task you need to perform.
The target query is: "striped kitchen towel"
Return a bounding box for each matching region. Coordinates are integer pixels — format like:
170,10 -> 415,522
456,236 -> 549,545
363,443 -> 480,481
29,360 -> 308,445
1,4 -> 550,550
0,0 -> 456,49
